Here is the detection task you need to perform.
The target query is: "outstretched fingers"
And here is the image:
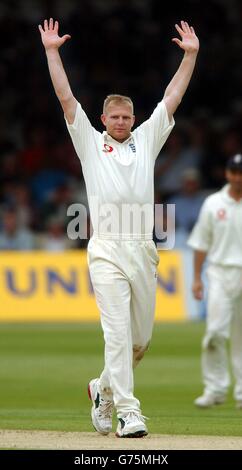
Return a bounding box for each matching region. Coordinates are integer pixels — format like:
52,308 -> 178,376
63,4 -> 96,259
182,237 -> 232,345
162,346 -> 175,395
42,18 -> 58,32
175,23 -> 184,36
172,37 -> 182,47
182,21 -> 190,33
185,21 -> 195,34
175,21 -> 195,37
62,34 -> 71,42
38,18 -> 71,46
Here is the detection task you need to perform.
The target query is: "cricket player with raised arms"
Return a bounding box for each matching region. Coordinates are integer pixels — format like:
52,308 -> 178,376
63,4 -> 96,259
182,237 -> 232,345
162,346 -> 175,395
39,18 -> 199,437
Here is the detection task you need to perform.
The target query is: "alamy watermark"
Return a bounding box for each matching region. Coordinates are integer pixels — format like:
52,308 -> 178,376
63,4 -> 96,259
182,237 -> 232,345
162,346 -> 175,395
66,198 -> 176,250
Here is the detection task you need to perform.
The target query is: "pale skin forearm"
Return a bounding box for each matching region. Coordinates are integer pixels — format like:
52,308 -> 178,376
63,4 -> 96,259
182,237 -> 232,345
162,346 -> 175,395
39,19 -> 77,123
46,48 -> 73,102
164,51 -> 197,119
45,49 -> 77,123
163,21 -> 199,121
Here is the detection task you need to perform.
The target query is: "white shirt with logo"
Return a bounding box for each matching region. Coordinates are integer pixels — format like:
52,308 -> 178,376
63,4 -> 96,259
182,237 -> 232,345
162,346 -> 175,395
187,185 -> 242,267
65,101 -> 174,239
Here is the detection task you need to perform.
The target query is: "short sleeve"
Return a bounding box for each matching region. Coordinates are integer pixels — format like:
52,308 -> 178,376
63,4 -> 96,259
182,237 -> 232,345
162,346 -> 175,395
64,102 -> 94,163
134,100 -> 175,160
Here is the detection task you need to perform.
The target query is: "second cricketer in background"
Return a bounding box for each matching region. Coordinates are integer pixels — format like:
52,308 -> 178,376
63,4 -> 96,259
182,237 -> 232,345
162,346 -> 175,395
188,154 -> 242,409
39,19 -> 199,437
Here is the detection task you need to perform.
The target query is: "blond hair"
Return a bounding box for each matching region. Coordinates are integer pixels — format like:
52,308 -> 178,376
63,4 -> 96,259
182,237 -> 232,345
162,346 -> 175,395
103,94 -> 134,114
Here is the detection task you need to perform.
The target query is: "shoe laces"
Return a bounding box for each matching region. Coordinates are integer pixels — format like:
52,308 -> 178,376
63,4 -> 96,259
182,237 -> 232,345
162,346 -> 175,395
121,411 -> 148,424
98,396 -> 114,420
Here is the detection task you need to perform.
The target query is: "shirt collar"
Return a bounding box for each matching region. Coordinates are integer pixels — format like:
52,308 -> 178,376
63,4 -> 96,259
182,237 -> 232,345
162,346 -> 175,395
221,184 -> 242,204
102,131 -> 133,145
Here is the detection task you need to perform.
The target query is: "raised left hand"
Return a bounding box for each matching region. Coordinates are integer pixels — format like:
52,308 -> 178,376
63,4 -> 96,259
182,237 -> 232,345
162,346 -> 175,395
172,21 -> 199,54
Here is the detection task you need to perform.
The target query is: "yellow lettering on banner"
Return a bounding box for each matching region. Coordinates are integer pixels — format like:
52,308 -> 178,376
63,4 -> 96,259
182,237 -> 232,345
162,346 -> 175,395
0,250 -> 186,322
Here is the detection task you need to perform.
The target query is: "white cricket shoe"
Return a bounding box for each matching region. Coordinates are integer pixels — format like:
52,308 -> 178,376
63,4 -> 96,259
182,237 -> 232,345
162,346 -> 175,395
88,378 -> 114,435
116,412 -> 148,438
194,392 -> 225,408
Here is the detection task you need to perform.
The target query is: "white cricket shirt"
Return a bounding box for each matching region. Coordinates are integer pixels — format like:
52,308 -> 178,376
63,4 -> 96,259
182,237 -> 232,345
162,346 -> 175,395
65,100 -> 174,239
188,184 -> 242,267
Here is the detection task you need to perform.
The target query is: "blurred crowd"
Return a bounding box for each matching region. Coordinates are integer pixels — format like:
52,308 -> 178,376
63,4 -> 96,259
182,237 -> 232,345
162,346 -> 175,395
0,0 -> 242,250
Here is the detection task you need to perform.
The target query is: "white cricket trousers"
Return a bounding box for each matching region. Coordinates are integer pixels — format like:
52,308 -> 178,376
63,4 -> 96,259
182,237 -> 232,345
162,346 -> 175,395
202,264 -> 242,400
87,236 -> 159,417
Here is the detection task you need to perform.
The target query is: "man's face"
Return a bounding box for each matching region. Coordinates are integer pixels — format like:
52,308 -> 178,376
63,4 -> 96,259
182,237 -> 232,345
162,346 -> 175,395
101,102 -> 135,142
226,169 -> 242,193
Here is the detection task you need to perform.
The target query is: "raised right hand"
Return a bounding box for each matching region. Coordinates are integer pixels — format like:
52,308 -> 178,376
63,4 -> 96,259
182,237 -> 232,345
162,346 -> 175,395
38,18 -> 71,50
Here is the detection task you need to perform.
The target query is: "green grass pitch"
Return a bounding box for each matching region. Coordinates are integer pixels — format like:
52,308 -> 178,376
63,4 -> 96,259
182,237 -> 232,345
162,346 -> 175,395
0,322 -> 241,436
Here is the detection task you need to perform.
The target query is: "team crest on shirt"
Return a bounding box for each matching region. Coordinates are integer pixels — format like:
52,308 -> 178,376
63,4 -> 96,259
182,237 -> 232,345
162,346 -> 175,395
102,144 -> 113,153
216,208 -> 227,220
